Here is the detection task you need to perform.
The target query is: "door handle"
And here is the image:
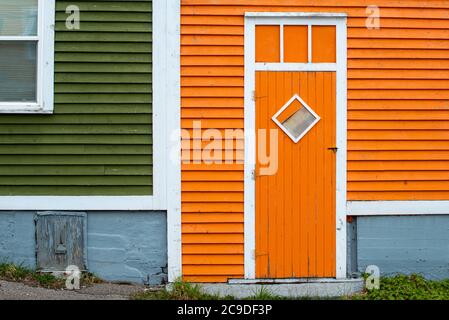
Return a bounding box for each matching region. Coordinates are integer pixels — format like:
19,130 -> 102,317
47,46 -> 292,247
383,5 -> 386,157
328,147 -> 338,153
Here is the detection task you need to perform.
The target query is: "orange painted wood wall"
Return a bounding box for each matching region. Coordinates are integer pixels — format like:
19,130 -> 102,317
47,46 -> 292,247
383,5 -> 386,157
181,0 -> 449,282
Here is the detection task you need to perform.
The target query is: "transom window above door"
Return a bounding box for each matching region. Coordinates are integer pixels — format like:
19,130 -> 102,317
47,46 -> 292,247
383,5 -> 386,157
255,24 -> 336,63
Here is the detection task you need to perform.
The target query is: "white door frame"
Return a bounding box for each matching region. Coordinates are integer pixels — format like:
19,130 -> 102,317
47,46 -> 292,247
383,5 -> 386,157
243,12 -> 348,279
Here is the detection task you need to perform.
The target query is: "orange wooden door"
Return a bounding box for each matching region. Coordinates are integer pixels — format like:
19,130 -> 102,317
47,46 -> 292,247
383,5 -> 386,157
255,71 -> 336,278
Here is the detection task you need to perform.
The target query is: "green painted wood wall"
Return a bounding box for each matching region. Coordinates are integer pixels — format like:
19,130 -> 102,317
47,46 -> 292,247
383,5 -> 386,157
0,0 -> 153,195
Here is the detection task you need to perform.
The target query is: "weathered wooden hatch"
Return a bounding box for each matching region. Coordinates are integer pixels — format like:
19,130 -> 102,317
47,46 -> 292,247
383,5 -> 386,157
35,212 -> 87,271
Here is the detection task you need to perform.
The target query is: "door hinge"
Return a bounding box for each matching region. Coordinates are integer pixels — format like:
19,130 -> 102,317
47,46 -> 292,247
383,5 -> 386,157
252,90 -> 256,102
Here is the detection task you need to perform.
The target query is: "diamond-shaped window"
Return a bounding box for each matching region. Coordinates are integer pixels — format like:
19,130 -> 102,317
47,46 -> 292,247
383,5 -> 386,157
272,94 -> 320,143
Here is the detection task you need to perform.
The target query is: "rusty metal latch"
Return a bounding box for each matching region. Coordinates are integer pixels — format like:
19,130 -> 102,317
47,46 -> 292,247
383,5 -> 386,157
55,243 -> 67,255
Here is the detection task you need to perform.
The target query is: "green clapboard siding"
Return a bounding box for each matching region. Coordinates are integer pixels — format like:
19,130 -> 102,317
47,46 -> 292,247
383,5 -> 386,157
0,0 -> 153,195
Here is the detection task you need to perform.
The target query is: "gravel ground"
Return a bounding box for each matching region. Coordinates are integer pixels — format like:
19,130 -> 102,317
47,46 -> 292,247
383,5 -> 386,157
0,280 -> 148,300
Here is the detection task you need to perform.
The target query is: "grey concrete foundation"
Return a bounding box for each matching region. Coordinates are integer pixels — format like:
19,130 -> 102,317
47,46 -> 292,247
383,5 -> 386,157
0,211 -> 167,285
355,215 -> 449,280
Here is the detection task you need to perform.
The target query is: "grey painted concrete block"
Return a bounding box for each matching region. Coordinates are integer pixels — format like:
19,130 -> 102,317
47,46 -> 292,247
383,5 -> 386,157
0,212 -> 35,268
357,215 -> 449,280
0,211 -> 168,285
87,211 -> 167,285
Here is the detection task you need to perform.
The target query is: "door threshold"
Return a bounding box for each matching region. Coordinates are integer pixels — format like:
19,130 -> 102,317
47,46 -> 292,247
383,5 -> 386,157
228,277 -> 362,285
197,278 -> 364,298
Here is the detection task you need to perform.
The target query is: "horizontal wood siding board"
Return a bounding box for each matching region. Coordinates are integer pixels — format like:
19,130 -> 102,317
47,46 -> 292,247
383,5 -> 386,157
0,0 -> 152,195
180,0 -> 449,282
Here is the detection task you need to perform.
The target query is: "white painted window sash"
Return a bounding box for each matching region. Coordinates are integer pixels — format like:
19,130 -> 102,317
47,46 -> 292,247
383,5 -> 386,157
0,0 -> 55,114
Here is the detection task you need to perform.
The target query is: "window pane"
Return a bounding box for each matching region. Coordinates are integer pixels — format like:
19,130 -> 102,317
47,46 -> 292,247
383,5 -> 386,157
0,0 -> 38,36
282,107 -> 317,140
273,96 -> 320,143
0,41 -> 37,102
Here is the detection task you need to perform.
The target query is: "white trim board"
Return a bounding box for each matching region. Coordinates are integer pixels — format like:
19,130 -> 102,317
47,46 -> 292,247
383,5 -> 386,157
153,0 -> 182,282
244,13 -> 347,280
0,0 -> 55,114
255,63 -> 337,72
245,12 -> 348,18
347,201 -> 449,216
0,197 -> 156,211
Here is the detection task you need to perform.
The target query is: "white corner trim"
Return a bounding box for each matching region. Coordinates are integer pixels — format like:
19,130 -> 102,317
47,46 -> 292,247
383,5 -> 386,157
244,14 -> 347,280
0,0 -> 55,114
154,0 -> 182,282
347,201 -> 449,216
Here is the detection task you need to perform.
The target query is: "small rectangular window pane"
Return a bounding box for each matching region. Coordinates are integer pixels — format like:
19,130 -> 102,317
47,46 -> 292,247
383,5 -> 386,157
0,0 -> 38,36
282,107 -> 317,140
0,41 -> 37,102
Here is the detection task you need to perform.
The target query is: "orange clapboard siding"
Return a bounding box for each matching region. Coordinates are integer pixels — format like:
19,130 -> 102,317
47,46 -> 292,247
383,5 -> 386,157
348,191 -> 449,201
182,108 -> 243,118
349,171 -> 449,181
182,192 -> 243,202
182,182 -> 243,192
183,265 -> 243,275
348,49 -> 449,59
182,213 -> 243,223
181,0 -> 449,282
183,234 -> 244,244
182,26 -> 449,41
183,255 -> 244,265
348,161 -> 449,171
348,141 -> 449,150
183,223 -> 244,234
348,100 -> 449,109
183,244 -> 245,254
183,275 -> 242,282
181,141 -> 243,151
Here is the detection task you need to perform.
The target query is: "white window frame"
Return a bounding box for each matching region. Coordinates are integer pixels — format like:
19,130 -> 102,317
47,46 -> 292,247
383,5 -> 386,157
0,0 -> 55,114
244,12 -> 348,280
272,94 -> 321,144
